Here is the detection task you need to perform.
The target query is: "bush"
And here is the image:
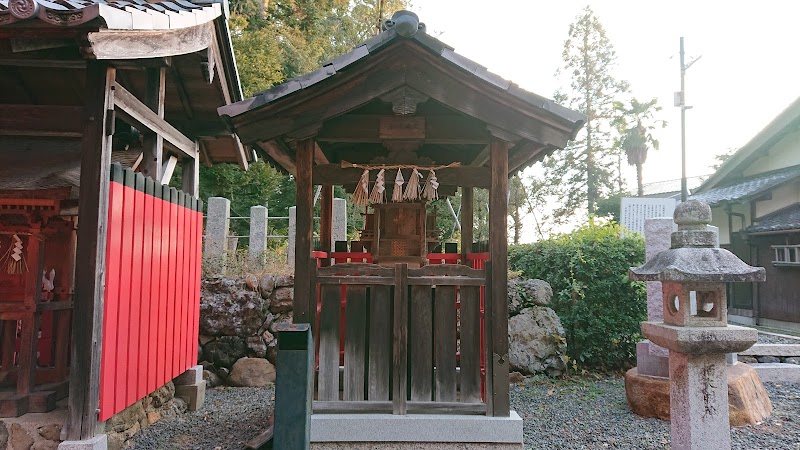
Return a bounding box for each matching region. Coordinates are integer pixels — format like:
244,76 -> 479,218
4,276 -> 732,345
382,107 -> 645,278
508,221 -> 646,371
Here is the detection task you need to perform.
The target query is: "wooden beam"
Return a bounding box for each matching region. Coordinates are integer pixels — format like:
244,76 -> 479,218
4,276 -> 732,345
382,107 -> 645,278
313,164 -> 491,189
198,139 -> 213,167
488,135 -> 510,417
182,143 -> 200,197
508,141 -> 547,174
85,23 -> 215,60
470,144 -> 490,167
0,105 -> 84,138
112,81 -> 198,159
293,138 -> 315,324
316,115 -> 490,145
319,185 -> 333,266
461,186 -> 474,259
0,58 -> 86,69
170,66 -> 195,121
233,133 -> 249,171
160,155 -> 179,184
65,61 -> 115,441
314,142 -> 329,165
259,140 -> 296,176
140,67 -> 166,181
209,35 -> 232,105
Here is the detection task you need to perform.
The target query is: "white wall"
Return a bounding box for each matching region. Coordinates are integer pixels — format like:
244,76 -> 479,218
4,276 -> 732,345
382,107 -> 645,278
755,180 -> 800,218
711,202 -> 751,246
743,128 -> 800,177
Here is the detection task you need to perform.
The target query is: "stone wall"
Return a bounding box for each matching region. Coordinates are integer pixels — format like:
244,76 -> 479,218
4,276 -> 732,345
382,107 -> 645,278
198,275 -> 290,387
0,382 -> 182,450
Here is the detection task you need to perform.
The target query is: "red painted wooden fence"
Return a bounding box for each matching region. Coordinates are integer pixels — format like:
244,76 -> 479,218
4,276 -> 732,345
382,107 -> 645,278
98,164 -> 202,421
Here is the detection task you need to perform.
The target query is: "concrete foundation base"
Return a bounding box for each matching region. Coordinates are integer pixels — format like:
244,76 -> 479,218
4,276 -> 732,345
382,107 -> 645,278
312,443 -> 522,449
624,362 -> 773,426
311,412 -> 523,445
175,381 -> 206,411
57,434 -> 107,450
750,363 -> 800,383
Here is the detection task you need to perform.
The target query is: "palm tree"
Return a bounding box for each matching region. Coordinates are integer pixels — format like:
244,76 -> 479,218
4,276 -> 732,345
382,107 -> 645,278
613,98 -> 665,196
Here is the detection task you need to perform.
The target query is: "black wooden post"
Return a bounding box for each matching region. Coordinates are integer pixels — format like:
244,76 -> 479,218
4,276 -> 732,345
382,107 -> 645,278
294,137 -> 315,323
319,184 -> 333,267
460,186 -> 474,264
65,61 -> 116,440
273,323 -> 314,450
488,135 -> 510,417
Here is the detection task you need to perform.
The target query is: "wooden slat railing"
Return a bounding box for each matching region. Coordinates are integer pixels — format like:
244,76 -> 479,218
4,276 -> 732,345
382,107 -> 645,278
312,261 -> 493,415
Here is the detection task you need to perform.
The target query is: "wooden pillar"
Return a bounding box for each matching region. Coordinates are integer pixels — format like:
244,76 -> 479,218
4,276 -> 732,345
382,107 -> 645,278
293,138 -> 315,324
460,186 -> 474,263
488,135 -> 509,417
141,67 -> 165,181
65,61 -> 116,441
182,141 -> 200,198
319,185 -> 334,267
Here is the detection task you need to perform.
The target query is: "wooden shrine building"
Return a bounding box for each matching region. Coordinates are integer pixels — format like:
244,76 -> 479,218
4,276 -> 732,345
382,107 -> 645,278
0,0 -> 247,446
220,10 -> 585,446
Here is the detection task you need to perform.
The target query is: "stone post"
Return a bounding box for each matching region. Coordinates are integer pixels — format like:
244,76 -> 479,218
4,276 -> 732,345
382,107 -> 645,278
204,197 -> 230,269
332,198 -> 347,247
631,200 -> 766,450
636,217 -> 674,377
249,205 -> 268,268
288,206 -> 296,267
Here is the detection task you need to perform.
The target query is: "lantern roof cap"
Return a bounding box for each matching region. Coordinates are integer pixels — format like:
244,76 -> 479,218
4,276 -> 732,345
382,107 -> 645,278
630,200 -> 766,283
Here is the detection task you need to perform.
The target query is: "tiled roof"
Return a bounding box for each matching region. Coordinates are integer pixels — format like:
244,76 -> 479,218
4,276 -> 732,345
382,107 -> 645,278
641,175 -> 707,197
689,165 -> 800,206
0,0 -> 223,30
747,203 -> 800,233
219,12 -> 585,128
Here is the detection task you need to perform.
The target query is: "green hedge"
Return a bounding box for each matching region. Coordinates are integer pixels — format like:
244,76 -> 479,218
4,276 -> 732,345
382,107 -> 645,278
508,221 -> 647,371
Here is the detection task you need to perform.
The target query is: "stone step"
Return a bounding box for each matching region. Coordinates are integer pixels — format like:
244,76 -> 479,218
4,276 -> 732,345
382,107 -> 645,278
748,363 -> 800,384
739,344 -> 800,357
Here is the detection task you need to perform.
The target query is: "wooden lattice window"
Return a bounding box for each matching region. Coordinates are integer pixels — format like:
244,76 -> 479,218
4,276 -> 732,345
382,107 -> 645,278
772,244 -> 800,267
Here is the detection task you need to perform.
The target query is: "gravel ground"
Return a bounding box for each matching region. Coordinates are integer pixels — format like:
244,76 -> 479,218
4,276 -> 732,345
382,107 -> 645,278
513,377 -> 800,449
758,332 -> 800,345
127,386 -> 275,450
129,378 -> 800,449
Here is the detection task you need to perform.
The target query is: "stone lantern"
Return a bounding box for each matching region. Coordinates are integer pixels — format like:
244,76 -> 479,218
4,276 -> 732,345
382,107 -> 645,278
630,200 -> 766,450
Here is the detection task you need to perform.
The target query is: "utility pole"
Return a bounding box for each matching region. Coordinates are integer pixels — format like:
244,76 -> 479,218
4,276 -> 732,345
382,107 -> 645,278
676,37 -> 701,202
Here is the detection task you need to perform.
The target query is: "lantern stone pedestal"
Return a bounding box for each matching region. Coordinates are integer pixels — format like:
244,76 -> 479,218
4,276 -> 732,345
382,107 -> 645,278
624,361 -> 772,426
630,200 -> 769,450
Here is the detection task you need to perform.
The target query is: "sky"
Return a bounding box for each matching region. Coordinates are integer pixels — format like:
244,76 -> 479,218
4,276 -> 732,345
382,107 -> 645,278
410,0 -> 800,191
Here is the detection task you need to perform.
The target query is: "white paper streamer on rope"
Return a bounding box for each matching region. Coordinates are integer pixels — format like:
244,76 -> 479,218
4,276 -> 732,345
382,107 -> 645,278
341,161 -> 460,204
353,169 -> 370,207
369,169 -> 386,204
404,168 -> 422,200
422,170 -> 440,200
1,234 -> 28,274
392,169 -> 405,202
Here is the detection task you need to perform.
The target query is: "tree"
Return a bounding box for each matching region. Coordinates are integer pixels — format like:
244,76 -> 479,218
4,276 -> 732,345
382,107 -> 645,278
546,6 -> 628,221
613,97 -> 665,196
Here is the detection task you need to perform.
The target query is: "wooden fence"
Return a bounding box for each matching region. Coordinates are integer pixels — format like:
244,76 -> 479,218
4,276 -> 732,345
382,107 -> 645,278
98,164 -> 202,421
312,262 -> 492,415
